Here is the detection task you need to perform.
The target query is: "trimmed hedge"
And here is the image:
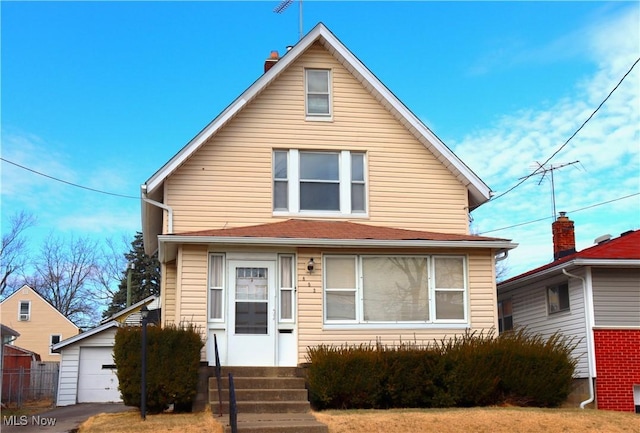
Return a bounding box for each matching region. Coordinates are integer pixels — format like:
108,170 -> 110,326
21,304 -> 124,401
113,323 -> 204,414
306,329 -> 577,410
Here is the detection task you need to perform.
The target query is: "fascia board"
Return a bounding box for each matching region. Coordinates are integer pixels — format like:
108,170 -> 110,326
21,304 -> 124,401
317,27 -> 491,206
158,234 -> 517,250
52,321 -> 119,352
498,259 -> 640,292
144,25 -> 326,195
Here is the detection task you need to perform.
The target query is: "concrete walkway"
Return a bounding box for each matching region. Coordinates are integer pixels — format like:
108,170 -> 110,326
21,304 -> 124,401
1,403 -> 135,433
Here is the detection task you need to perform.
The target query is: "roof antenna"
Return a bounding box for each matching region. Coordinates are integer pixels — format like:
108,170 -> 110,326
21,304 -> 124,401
274,0 -> 303,41
523,160 -> 583,220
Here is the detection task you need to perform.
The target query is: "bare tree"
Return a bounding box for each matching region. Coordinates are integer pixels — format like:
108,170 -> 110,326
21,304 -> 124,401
0,211 -> 36,297
26,234 -> 102,328
94,235 -> 129,303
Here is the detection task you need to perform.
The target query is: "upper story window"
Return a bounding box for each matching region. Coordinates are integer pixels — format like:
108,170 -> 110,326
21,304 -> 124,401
305,69 -> 331,118
50,334 -> 61,355
273,149 -> 366,216
547,282 -> 570,314
19,300 -> 30,321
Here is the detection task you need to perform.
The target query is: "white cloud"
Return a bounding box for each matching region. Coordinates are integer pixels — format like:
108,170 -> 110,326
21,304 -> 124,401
455,5 -> 640,278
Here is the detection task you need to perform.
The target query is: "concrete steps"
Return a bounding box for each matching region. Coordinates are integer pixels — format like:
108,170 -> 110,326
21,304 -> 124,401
209,366 -> 327,433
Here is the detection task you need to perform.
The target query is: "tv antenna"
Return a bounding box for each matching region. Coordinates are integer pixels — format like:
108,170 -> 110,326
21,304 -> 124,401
274,0 -> 303,41
522,161 -> 583,220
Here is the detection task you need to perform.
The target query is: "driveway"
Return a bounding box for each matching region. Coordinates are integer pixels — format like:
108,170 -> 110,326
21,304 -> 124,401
1,403 -> 135,433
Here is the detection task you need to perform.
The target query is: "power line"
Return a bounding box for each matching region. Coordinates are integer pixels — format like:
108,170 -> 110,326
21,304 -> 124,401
478,192 -> 639,235
490,56 -> 640,202
1,157 -> 139,200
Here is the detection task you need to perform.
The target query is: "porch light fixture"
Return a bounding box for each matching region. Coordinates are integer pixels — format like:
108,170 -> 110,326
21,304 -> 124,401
307,258 -> 315,273
140,304 -> 149,420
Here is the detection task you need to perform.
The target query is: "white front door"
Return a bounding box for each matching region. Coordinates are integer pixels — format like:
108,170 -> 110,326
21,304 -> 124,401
227,260 -> 277,366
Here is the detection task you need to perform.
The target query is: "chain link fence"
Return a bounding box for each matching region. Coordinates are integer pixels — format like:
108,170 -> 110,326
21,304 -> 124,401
2,362 -> 59,408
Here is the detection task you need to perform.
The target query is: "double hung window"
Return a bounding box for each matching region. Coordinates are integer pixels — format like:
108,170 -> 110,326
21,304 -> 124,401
208,254 -> 225,321
306,69 -> 331,117
324,255 -> 467,325
19,301 -> 30,321
273,150 -> 366,215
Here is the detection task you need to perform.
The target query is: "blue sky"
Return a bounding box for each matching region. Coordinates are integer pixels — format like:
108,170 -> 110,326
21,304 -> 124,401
1,1 -> 639,279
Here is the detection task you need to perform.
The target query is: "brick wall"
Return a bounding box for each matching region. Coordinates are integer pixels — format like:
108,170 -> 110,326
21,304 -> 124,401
593,329 -> 640,412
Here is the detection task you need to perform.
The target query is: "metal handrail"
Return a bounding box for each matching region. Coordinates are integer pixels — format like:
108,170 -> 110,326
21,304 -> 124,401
213,334 -> 223,417
228,373 -> 238,433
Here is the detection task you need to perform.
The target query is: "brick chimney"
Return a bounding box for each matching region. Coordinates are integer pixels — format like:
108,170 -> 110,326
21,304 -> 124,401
552,211 -> 576,260
264,50 -> 279,73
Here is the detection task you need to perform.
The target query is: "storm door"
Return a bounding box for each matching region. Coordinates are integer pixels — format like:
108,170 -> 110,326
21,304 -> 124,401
227,260 -> 276,366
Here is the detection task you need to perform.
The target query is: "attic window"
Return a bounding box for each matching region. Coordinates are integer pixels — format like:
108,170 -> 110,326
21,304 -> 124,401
305,69 -> 331,118
19,300 -> 30,321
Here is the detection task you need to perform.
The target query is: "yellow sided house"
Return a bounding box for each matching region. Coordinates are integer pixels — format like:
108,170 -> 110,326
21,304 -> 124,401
141,23 -> 516,368
0,285 -> 80,362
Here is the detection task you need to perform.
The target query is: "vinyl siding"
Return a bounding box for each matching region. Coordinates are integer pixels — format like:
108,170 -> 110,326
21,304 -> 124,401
501,272 -> 589,377
0,286 -> 80,362
162,262 -> 177,325
296,248 -> 497,364
592,268 -> 640,327
164,42 -> 469,236
55,327 -> 118,406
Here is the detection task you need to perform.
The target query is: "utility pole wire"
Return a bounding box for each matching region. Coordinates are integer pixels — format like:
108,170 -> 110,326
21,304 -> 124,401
1,157 -> 140,200
490,56 -> 640,203
478,192 -> 640,235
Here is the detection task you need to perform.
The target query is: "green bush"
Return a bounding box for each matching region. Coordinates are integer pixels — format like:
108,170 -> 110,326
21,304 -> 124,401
113,323 -> 204,414
306,329 -> 577,410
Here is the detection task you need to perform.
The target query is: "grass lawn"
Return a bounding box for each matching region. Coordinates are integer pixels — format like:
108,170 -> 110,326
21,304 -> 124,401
78,406 -> 640,433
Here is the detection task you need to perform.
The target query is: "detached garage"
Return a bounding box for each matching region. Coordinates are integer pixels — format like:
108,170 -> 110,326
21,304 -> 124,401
52,321 -> 122,406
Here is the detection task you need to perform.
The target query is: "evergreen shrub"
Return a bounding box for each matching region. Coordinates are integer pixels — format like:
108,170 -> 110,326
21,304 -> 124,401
306,329 -> 577,410
113,323 -> 204,414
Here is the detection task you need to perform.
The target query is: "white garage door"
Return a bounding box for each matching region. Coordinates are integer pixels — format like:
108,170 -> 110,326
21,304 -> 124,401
77,347 -> 121,403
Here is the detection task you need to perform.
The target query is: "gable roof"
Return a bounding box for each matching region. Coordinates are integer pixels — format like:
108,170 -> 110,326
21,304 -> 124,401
499,229 -> 640,288
142,23 -> 492,251
0,285 -> 80,330
157,219 -> 516,262
99,295 -> 159,325
52,321 -> 119,352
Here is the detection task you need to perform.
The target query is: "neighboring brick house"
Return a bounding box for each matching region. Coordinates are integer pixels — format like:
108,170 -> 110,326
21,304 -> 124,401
0,285 -> 80,362
141,22 -> 516,368
498,214 -> 640,412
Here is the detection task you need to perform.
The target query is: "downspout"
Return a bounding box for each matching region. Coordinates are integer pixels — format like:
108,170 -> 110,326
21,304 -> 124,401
141,186 -> 174,234
495,249 -> 509,262
562,268 -> 595,409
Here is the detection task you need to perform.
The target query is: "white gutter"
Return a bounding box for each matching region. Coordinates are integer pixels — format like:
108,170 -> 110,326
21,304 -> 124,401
562,268 -> 595,409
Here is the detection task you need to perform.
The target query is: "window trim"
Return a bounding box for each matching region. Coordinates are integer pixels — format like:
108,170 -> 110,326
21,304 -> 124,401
208,254 -> 226,323
498,299 -> 514,333
323,254 -> 468,327
49,334 -> 61,355
547,282 -> 570,314
305,68 -> 332,119
273,149 -> 368,217
19,300 -> 30,321
278,254 -> 296,325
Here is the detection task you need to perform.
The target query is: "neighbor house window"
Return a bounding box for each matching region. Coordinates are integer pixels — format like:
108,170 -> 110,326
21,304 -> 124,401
273,149 -> 366,215
50,334 -> 61,355
547,282 -> 570,314
19,301 -> 30,321
306,69 -> 331,117
498,299 -> 513,332
208,254 -> 225,321
279,255 -> 295,322
324,255 -> 467,325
